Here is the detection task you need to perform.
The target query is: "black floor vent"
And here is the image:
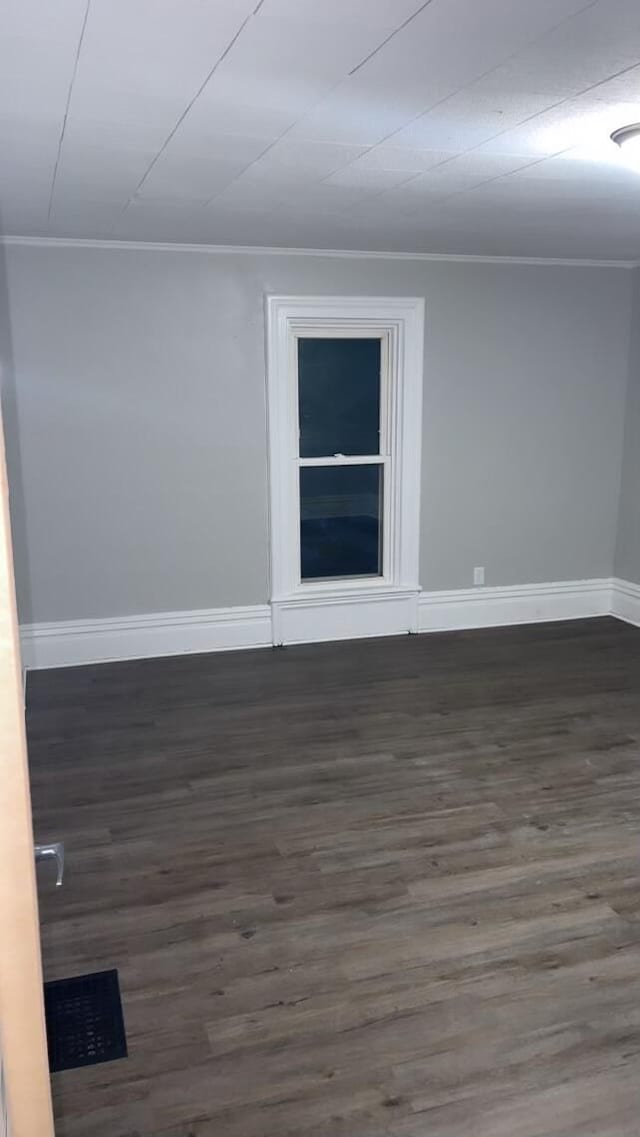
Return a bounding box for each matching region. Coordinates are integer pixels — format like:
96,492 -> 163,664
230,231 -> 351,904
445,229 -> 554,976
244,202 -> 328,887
44,969 -> 127,1072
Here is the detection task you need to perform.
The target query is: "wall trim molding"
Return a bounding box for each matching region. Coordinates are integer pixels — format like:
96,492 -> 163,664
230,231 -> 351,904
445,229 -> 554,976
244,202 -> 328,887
0,234 -> 634,269
20,604 -> 272,670
418,578 -> 612,633
21,577 -> 634,671
610,577 -> 640,627
272,588 -> 420,646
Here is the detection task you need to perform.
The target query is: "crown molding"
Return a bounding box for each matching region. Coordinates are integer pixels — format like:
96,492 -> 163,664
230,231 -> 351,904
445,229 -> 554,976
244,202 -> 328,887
0,233 -> 635,268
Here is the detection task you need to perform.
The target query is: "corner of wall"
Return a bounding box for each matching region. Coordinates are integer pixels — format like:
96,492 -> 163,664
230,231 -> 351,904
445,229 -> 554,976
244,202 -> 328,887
0,230 -> 34,627
614,267 -> 640,587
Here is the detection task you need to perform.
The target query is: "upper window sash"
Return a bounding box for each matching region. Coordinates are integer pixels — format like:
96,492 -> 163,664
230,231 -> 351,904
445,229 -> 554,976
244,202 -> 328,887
293,330 -> 390,461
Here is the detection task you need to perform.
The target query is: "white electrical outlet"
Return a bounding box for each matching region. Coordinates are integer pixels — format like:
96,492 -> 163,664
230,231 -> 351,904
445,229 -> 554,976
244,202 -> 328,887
473,566 -> 485,587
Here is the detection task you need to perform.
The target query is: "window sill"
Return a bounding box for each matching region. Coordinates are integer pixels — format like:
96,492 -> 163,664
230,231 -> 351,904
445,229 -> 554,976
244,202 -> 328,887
273,582 -> 420,604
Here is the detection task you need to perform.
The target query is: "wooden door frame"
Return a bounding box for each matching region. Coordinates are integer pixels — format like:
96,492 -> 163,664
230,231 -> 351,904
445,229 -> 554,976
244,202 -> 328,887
0,414 -> 55,1136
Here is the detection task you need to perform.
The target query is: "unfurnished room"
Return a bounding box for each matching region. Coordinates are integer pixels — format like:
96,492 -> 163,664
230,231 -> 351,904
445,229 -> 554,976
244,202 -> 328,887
4,2 -> 640,1136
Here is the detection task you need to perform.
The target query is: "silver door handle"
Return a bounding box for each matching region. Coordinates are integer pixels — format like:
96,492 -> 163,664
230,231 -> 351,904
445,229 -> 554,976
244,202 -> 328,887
35,842 -> 64,887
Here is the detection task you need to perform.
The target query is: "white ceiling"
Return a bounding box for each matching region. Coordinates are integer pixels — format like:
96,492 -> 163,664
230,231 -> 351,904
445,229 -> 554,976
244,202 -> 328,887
5,0 -> 640,259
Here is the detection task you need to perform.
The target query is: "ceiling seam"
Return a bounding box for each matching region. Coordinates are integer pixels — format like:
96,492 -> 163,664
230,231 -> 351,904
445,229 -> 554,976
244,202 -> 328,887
348,0 -> 436,76
198,2 -> 447,210
328,147 -> 564,222
121,0 -> 266,212
312,0 -> 604,206
413,54 -> 640,210
353,0 -> 603,158
202,0 -> 604,222
334,10 -> 640,217
46,0 -> 92,226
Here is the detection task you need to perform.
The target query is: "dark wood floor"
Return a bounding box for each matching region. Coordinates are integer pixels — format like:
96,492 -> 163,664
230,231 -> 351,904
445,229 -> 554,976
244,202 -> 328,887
27,617 -> 640,1137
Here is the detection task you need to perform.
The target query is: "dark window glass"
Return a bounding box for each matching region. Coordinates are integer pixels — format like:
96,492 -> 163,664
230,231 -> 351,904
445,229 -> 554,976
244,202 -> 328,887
298,338 -> 381,458
300,464 -> 383,580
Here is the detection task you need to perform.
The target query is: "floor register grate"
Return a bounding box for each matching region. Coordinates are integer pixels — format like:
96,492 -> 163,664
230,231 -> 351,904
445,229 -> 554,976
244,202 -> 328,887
44,969 -> 128,1072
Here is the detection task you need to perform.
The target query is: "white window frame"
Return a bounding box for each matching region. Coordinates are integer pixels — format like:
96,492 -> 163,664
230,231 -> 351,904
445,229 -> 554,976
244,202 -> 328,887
266,295 -> 424,644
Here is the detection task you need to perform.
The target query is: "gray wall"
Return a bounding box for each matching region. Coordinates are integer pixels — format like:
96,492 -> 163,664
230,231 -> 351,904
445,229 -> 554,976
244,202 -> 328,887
2,243 -> 632,624
0,225 -> 31,628
615,268 -> 640,585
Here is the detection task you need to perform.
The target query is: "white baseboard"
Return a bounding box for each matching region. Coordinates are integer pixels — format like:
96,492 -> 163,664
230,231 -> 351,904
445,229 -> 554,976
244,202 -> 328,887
419,578 -> 612,633
610,577 -> 640,627
20,604 -> 272,670
272,588 -> 419,645
21,577 -> 634,671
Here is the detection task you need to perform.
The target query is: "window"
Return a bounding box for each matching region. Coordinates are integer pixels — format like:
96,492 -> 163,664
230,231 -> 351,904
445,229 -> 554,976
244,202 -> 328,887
298,334 -> 385,582
267,296 -> 424,644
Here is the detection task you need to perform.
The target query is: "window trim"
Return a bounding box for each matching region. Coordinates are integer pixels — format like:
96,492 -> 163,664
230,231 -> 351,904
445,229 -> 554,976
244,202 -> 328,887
266,295 -> 425,616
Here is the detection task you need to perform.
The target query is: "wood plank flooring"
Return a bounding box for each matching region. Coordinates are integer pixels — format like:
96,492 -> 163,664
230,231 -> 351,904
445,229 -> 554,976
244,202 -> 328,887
26,617 -> 640,1136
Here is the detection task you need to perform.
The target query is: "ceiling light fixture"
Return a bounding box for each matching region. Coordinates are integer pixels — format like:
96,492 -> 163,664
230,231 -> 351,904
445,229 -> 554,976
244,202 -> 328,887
611,123 -> 640,163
